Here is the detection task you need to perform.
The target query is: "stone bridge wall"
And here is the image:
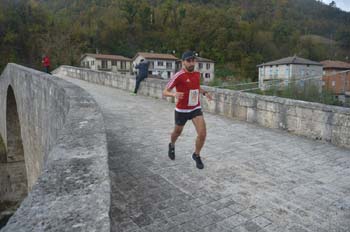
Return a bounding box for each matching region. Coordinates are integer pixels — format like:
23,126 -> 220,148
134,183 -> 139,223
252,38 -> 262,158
0,64 -> 110,231
54,65 -> 350,149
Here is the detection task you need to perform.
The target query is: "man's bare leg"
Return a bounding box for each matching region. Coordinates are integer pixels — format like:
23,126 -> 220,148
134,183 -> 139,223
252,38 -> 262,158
168,125 -> 184,160
191,115 -> 206,169
171,125 -> 184,145
192,116 -> 207,155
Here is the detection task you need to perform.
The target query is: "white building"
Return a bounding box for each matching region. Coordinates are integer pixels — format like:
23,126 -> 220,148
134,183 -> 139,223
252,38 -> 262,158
80,53 -> 132,74
195,57 -> 215,83
257,55 -> 323,90
132,52 -> 178,79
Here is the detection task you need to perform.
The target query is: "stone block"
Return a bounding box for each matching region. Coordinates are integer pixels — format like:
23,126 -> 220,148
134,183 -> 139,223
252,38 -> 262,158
247,107 -> 257,123
232,105 -> 247,121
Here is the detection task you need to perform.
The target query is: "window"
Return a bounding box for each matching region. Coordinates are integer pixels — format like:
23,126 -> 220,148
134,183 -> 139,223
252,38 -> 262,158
121,61 -> 126,70
101,60 -> 108,69
285,67 -> 289,78
306,67 -> 310,76
91,60 -> 94,66
206,63 -> 210,69
166,62 -> 172,69
149,61 -> 154,69
158,61 -> 163,66
112,60 -> 117,66
199,63 -> 203,69
332,81 -> 336,87
205,73 -> 210,78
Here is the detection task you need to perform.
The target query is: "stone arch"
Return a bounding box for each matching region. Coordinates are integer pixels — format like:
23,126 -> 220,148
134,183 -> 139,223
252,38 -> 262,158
0,86 -> 28,227
6,86 -> 25,163
0,136 -> 5,163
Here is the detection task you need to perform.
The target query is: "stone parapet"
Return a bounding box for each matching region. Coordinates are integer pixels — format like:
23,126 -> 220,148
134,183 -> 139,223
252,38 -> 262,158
54,65 -> 350,149
0,64 -> 110,231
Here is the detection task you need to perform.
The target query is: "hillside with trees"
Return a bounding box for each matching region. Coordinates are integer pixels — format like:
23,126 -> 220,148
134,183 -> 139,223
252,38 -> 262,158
0,0 -> 349,81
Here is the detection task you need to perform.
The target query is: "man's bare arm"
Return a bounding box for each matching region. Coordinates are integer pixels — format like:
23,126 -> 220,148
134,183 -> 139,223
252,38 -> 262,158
200,88 -> 212,101
163,88 -> 184,99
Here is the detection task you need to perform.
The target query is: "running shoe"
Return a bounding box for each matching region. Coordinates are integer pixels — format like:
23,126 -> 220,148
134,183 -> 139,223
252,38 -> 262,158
192,153 -> 204,169
168,143 -> 175,160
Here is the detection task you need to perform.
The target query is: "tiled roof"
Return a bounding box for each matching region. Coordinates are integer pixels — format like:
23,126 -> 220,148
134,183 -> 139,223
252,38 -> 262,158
257,55 -> 322,67
196,57 -> 215,63
134,52 -> 178,60
82,53 -> 132,61
321,60 -> 350,69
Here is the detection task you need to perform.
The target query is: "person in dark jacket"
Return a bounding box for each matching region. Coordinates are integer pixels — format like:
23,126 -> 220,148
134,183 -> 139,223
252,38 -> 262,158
133,59 -> 149,94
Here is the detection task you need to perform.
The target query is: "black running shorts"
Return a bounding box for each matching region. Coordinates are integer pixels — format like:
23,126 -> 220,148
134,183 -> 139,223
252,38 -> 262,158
175,109 -> 203,126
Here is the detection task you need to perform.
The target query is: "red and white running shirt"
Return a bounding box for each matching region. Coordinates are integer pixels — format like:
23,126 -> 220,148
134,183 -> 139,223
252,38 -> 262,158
166,69 -> 201,112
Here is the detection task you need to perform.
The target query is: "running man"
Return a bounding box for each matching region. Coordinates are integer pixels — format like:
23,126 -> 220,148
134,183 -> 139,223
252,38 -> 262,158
163,50 -> 212,169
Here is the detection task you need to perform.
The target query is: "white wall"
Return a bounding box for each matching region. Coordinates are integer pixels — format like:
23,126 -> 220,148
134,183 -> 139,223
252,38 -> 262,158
196,62 -> 215,82
290,64 -> 323,79
259,64 -> 323,89
81,57 -> 97,70
82,56 -> 130,74
133,55 -> 176,79
111,60 -> 131,74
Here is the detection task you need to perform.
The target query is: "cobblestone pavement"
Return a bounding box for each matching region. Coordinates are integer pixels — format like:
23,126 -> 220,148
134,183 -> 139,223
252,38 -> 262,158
61,76 -> 350,232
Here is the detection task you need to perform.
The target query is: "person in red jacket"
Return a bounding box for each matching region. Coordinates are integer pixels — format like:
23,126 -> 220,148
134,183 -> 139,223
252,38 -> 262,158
163,50 -> 212,169
42,55 -> 51,74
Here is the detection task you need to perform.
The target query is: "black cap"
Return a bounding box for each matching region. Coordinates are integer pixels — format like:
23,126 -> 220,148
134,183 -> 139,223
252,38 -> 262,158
182,50 -> 195,60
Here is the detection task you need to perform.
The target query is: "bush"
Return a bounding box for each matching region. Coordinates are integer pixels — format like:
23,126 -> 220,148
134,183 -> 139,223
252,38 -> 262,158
250,80 -> 343,106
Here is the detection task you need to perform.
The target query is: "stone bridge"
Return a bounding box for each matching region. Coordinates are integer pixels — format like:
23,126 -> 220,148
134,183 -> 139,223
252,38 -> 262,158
0,64 -> 349,231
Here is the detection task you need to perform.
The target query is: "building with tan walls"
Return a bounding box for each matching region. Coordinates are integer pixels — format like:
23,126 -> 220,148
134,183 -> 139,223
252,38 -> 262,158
80,53 -> 132,74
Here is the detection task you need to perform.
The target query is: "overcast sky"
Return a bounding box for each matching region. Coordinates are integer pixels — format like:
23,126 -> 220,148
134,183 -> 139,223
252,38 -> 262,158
322,0 -> 350,12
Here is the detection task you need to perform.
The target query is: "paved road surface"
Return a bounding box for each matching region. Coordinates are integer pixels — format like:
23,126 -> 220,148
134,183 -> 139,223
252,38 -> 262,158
60,76 -> 350,232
